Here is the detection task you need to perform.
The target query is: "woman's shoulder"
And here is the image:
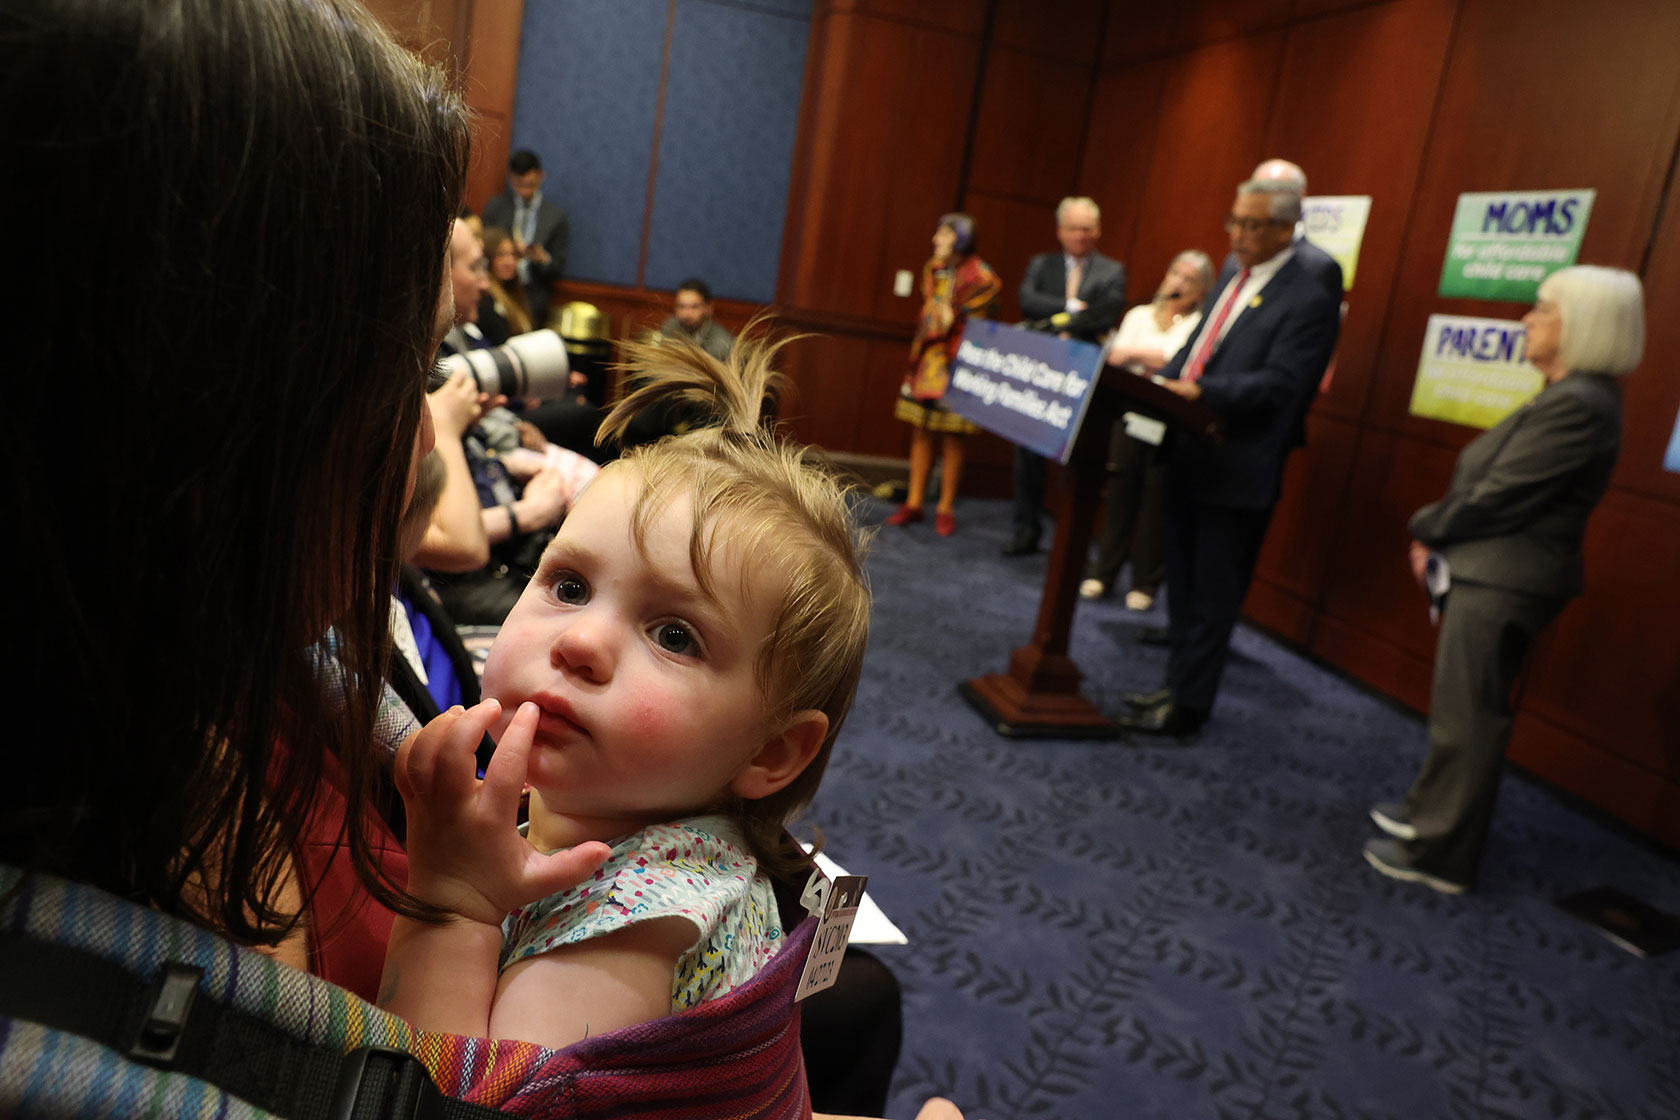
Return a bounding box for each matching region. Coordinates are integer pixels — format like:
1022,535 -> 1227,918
1558,370 -> 1623,408
1530,372 -> 1622,428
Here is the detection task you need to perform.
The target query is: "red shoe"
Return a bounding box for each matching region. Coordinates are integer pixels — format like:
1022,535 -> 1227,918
884,504 -> 924,527
935,510 -> 956,536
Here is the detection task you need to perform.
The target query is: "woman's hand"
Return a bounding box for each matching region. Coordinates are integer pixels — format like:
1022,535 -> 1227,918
394,700 -> 610,926
427,369 -> 485,439
1408,540 -> 1430,590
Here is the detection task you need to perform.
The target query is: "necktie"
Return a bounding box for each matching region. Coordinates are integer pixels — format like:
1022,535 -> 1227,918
1182,268 -> 1249,384
1065,258 -> 1084,302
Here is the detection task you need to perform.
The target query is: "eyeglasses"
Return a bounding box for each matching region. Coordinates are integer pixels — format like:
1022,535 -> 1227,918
1224,215 -> 1286,234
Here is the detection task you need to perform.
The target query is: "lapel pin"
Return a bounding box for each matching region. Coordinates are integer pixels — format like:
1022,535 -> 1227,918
1248,295 -> 1264,309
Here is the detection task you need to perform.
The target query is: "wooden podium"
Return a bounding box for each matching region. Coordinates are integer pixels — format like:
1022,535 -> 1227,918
959,370 -> 1222,738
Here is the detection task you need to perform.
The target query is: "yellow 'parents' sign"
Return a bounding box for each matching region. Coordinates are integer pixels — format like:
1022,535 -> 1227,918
1409,314 -> 1541,429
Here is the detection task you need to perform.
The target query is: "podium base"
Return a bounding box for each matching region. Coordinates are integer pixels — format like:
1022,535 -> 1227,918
958,676 -> 1117,740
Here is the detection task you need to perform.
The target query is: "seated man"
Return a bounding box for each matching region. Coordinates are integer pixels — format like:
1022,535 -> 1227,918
659,277 -> 734,361
613,277 -> 738,450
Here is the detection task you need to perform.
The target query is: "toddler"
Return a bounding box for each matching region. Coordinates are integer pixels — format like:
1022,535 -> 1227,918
379,332 -> 871,1050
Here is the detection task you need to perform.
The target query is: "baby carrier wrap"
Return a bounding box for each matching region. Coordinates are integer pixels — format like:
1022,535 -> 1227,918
0,866 -> 816,1118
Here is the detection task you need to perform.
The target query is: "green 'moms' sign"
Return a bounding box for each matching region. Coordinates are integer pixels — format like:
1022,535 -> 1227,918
1438,189 -> 1594,302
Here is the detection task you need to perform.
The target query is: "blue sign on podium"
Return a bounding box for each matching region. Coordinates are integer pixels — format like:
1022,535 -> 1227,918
941,320 -> 1105,464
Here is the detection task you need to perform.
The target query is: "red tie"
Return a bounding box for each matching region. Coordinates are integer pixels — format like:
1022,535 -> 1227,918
1182,268 -> 1249,384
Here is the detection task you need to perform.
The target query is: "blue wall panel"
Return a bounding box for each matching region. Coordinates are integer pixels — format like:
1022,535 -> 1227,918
643,1 -> 811,301
508,0 -> 665,287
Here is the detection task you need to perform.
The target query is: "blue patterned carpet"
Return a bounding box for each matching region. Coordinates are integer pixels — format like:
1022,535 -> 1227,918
805,497 -> 1680,1120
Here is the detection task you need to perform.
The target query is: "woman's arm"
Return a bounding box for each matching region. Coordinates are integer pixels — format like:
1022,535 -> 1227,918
415,372 -> 491,572
1409,387 -> 1610,546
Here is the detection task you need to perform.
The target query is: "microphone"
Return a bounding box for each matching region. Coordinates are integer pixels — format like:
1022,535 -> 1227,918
1020,312 -> 1072,332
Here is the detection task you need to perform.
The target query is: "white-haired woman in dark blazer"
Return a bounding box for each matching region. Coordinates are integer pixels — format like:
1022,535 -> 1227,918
1366,265 -> 1644,894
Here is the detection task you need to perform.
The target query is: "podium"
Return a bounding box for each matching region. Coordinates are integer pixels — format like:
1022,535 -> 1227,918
958,370 -> 1222,737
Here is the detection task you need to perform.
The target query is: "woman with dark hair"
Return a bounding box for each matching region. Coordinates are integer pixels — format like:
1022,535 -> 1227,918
884,213 -> 1001,536
479,225 -> 535,345
2,0 -> 471,978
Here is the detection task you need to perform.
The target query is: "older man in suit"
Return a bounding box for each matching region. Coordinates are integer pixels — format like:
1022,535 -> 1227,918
1118,178 -> 1342,736
1240,158 -> 1344,305
483,148 -> 570,329
1004,197 -> 1129,556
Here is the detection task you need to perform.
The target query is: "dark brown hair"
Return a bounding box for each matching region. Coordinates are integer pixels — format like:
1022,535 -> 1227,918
1,0 -> 468,942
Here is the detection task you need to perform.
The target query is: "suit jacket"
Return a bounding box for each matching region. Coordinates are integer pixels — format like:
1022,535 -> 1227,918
1018,250 -> 1128,343
1222,235 -> 1343,305
1409,372 -> 1621,599
1160,252 -> 1341,508
482,191 -> 569,319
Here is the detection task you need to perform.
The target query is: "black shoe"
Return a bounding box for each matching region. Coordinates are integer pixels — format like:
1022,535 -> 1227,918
1136,626 -> 1170,647
1122,687 -> 1172,710
1000,529 -> 1040,557
1116,700 -> 1207,738
1362,837 -> 1468,895
1369,801 -> 1417,841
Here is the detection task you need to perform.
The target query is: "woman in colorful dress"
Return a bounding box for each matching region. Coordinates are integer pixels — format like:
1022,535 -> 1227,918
885,213 -> 1001,536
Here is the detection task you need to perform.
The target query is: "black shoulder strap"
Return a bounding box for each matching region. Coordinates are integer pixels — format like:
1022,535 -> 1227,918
0,931 -> 510,1120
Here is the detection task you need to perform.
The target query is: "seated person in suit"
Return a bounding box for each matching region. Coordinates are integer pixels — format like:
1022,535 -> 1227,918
482,148 -> 569,328
659,277 -> 735,361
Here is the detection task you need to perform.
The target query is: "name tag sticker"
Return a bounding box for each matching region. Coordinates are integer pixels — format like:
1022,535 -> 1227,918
1122,411 -> 1166,445
794,873 -> 867,1002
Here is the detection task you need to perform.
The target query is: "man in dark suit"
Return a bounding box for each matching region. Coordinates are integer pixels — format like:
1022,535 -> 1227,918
1236,159 -> 1344,305
1118,178 -> 1342,736
482,148 -> 570,329
1004,196 -> 1128,555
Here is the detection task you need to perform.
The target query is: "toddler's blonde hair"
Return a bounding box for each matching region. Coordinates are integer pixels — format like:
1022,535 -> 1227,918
597,324 -> 872,879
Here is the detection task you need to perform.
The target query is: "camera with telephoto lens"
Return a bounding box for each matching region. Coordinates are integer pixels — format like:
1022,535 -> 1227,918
437,329 -> 571,400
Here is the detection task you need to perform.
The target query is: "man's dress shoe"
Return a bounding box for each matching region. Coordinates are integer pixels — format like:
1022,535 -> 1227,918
1116,700 -> 1207,738
1000,530 -> 1040,557
1122,687 -> 1173,710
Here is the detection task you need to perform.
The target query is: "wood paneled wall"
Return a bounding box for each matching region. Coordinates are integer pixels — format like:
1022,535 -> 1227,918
361,0 -> 524,213
1070,0 -> 1680,847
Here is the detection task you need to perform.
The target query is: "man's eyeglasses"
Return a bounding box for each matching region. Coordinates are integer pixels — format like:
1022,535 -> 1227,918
1224,215 -> 1287,234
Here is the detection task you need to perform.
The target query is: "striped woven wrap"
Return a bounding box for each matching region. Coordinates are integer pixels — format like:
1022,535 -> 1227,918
0,867 -> 815,1119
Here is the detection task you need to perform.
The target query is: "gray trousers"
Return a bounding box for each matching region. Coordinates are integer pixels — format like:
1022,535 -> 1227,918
1399,580 -> 1565,885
